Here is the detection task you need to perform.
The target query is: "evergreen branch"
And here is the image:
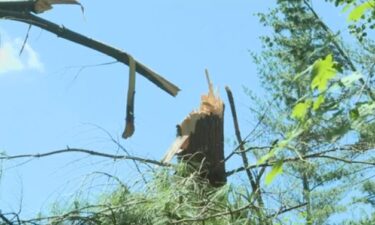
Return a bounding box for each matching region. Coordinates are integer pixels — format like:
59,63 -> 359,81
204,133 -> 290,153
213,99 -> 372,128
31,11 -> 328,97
171,203 -> 258,224
20,201 -> 149,224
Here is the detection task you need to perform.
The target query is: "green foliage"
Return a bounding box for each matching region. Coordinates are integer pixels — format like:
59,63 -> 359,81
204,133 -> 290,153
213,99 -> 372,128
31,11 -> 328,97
311,54 -> 338,92
292,100 -> 312,120
313,95 -> 325,110
326,0 -> 375,41
347,0 -> 375,22
37,166 -> 259,225
252,0 -> 375,224
265,160 -> 283,185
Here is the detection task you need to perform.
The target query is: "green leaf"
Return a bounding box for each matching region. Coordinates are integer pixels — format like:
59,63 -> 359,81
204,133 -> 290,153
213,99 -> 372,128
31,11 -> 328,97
265,160 -> 283,185
313,95 -> 325,111
311,54 -> 338,92
292,101 -> 311,120
349,108 -> 359,120
340,72 -> 362,87
348,1 -> 374,22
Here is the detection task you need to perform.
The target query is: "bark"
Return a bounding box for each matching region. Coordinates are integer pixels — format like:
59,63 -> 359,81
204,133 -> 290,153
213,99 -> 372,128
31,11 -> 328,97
303,173 -> 313,225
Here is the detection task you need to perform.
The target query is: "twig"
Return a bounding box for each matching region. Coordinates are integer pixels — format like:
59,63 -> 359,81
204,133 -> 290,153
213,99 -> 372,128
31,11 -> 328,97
268,202 -> 307,218
316,155 -> 375,166
92,171 -> 128,191
88,124 -> 148,183
0,212 -> 13,225
19,24 -> 31,55
226,146 -> 375,177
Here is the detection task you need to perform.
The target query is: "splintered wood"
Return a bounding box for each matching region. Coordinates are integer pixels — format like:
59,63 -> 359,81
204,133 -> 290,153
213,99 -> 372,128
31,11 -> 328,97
34,0 -> 82,14
162,70 -> 226,187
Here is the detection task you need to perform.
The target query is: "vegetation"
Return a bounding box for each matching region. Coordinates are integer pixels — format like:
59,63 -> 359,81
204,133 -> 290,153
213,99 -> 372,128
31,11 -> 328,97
1,0 -> 375,224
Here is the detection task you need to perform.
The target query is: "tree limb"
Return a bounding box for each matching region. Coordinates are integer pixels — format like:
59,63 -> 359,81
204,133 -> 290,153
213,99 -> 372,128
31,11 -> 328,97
226,146 -> 375,177
0,9 -> 180,97
225,86 -> 257,189
0,148 -> 170,167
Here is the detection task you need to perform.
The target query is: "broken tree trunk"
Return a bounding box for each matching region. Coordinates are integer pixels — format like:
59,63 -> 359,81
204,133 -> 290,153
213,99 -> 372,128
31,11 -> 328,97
163,71 -> 226,187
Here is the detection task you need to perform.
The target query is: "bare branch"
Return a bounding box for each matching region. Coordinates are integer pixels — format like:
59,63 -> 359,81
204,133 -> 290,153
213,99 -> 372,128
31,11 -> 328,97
226,146 -> 375,177
316,155 -> 375,166
0,148 -> 169,167
0,212 -> 14,225
268,202 -> 307,218
225,86 -> 257,188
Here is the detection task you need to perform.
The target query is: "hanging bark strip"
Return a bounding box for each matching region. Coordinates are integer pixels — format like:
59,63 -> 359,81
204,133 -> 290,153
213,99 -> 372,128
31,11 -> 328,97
162,70 -> 226,187
123,56 -> 136,139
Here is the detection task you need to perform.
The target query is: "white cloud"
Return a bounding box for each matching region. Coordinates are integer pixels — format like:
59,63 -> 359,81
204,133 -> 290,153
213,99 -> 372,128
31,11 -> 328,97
0,34 -> 44,75
0,41 -> 24,73
21,41 -> 44,71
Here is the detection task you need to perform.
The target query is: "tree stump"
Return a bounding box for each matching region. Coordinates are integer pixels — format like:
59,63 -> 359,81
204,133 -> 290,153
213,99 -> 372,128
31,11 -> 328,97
162,72 -> 226,187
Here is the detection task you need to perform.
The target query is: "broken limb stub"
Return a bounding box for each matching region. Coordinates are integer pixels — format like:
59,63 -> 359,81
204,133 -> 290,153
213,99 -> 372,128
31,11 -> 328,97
162,71 -> 226,187
0,0 -> 82,14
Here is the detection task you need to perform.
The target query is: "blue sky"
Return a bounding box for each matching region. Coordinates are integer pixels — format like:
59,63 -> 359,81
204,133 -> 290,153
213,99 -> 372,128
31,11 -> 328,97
0,0 -> 350,219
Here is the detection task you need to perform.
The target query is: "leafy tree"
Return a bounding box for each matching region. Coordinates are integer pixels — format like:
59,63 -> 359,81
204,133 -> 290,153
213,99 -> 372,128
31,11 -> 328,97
248,0 -> 375,224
